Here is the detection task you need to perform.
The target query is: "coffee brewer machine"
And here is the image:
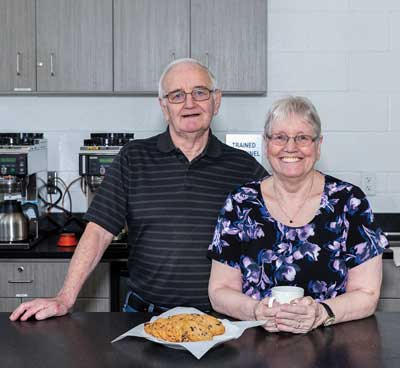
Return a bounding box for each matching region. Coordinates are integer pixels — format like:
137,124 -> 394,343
0,133 -> 47,249
79,133 -> 133,243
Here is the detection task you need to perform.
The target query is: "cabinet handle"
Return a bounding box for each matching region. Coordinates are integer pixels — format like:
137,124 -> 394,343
50,53 -> 55,76
170,52 -> 176,61
8,280 -> 34,284
16,52 -> 22,76
205,52 -> 209,68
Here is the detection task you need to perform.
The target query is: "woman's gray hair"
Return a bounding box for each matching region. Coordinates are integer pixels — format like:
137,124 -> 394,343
264,96 -> 322,138
158,58 -> 218,99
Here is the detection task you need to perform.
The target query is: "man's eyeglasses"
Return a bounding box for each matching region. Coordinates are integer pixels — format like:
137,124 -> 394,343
163,87 -> 215,104
266,133 -> 319,147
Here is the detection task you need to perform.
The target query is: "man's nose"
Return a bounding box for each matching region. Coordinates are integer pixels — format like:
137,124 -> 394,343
184,92 -> 196,107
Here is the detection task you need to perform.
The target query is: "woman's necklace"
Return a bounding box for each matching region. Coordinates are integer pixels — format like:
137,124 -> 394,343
273,172 -> 315,225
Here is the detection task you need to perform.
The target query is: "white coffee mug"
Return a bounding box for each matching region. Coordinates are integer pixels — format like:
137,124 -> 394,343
268,286 -> 304,307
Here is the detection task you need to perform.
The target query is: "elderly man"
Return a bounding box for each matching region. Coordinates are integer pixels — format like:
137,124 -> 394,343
10,58 -> 267,321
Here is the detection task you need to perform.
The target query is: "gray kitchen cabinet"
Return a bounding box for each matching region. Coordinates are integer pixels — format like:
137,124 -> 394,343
114,0 -> 267,94
378,299 -> 400,312
191,0 -> 267,94
0,0 -> 36,92
378,259 -> 400,312
0,260 -> 110,312
0,298 -> 20,312
36,0 -> 113,92
114,0 -> 190,93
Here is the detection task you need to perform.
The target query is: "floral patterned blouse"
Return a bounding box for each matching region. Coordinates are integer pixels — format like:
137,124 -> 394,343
207,174 -> 388,301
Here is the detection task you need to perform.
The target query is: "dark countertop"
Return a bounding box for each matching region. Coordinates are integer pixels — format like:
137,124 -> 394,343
0,234 -> 128,260
2,312 -> 400,368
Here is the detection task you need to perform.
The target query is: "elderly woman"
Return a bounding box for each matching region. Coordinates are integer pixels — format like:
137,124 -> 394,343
207,96 -> 388,334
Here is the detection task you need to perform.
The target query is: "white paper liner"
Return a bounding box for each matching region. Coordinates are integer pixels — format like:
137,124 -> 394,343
111,306 -> 266,359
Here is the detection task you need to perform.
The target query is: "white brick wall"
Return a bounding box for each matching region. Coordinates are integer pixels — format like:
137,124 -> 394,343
0,0 -> 399,212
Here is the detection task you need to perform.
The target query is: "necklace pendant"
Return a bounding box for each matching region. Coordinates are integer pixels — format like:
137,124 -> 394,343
289,220 -> 293,224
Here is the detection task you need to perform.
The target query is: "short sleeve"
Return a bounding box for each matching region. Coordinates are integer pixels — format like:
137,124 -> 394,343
345,188 -> 388,269
207,193 -> 243,267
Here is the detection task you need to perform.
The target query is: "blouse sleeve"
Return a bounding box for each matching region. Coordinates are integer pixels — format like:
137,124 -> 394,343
345,187 -> 388,269
207,193 -> 244,267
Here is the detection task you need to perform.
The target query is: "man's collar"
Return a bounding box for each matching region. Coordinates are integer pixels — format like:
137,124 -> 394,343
156,128 -> 222,158
157,129 -> 176,153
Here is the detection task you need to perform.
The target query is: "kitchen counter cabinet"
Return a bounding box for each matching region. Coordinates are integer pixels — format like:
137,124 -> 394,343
0,0 -> 113,93
0,298 -> 20,313
36,0 -> 113,92
1,0 -> 266,95
114,0 -> 189,93
191,0 -> 267,94
0,0 -> 36,92
113,0 -> 266,94
378,258 -> 400,312
2,312 -> 400,368
0,260 -> 111,313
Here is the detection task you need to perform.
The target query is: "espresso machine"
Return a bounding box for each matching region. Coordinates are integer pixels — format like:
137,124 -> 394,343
0,133 -> 48,249
79,133 -> 134,244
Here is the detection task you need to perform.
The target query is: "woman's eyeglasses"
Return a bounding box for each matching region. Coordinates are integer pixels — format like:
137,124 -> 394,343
266,133 -> 319,147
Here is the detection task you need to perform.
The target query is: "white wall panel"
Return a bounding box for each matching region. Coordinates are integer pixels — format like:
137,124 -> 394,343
269,14 -> 388,51
269,53 -> 347,91
388,174 -> 400,193
350,0 -> 400,11
309,93 -> 389,132
270,0 -> 349,11
390,95 -> 400,131
319,132 -> 399,171
349,53 -> 400,91
390,13 -> 400,50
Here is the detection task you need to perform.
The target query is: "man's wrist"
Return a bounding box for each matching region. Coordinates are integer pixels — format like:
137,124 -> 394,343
56,291 -> 75,310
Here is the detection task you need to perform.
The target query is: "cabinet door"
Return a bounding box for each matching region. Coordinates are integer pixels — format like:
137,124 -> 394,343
0,261 -> 110,299
74,298 -> 110,312
36,0 -> 113,92
0,0 -> 36,92
0,298 -> 21,312
381,259 -> 400,298
378,299 -> 400,312
114,0 -> 190,93
191,0 -> 267,94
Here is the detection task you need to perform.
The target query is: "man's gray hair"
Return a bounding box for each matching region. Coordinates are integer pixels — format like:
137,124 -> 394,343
158,58 -> 218,99
264,96 -> 322,138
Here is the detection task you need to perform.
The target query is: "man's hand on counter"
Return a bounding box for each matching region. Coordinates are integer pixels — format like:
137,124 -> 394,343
9,295 -> 71,321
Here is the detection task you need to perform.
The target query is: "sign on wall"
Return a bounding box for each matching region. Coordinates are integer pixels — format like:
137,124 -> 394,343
225,134 -> 263,164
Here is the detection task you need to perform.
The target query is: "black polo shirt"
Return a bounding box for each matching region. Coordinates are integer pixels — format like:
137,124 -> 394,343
84,129 -> 268,310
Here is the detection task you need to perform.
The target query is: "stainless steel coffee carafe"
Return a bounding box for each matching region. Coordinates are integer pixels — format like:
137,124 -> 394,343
0,200 -> 30,242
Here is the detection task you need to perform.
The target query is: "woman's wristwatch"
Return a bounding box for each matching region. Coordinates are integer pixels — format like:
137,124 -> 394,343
319,302 -> 335,327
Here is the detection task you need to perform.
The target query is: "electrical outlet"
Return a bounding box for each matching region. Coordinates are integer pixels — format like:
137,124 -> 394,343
361,173 -> 376,196
47,171 -> 57,194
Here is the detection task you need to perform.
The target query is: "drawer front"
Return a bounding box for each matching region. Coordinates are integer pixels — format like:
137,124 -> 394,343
381,259 -> 400,298
0,297 -> 21,312
378,298 -> 400,312
74,298 -> 110,312
0,261 -> 110,298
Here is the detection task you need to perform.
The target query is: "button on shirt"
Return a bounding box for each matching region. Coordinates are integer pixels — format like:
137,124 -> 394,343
84,129 -> 268,310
